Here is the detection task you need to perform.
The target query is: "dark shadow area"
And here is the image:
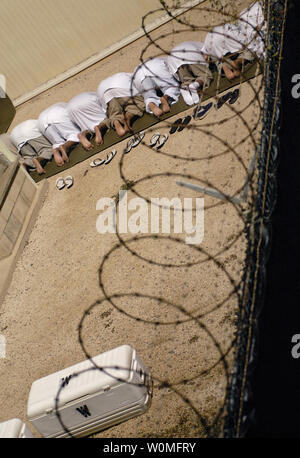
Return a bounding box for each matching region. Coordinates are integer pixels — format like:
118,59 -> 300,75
0,91 -> 16,134
246,0 -> 300,438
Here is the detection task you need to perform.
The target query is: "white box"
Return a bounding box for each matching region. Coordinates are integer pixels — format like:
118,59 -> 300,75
27,345 -> 153,438
0,418 -> 35,438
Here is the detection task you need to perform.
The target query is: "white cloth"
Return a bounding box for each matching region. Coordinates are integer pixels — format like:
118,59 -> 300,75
68,92 -> 107,132
97,73 -> 139,111
166,41 -> 207,76
239,1 -> 265,35
10,119 -> 42,151
180,82 -> 201,106
132,57 -> 180,113
238,1 -> 265,58
38,102 -> 80,149
202,1 -> 265,61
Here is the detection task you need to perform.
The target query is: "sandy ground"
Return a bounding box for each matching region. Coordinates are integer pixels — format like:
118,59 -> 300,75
0,0 -> 262,438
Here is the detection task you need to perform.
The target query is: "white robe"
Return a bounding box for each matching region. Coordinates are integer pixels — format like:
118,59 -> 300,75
97,72 -> 139,111
68,92 -> 107,132
166,41 -> 211,105
166,41 -> 207,76
10,119 -> 42,151
132,57 -> 180,113
38,102 -> 80,149
202,1 -> 265,61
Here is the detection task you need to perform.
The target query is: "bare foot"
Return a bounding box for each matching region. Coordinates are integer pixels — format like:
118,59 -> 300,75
78,132 -> 93,150
120,113 -> 128,127
222,63 -> 240,80
53,149 -> 64,166
123,122 -> 130,134
34,157 -> 46,174
94,125 -> 103,145
65,140 -> 77,148
160,96 -> 171,114
114,120 -> 126,137
36,164 -> 46,175
124,113 -> 137,132
148,102 -> 163,117
120,114 -> 131,133
59,145 -> 70,163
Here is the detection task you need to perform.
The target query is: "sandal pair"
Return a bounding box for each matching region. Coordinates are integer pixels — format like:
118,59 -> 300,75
169,115 -> 191,134
56,176 -> 74,190
193,102 -> 213,120
215,88 -> 240,109
149,132 -> 169,149
90,149 -> 117,167
123,131 -> 145,154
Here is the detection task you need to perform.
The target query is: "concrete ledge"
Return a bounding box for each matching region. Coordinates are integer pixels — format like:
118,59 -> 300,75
0,178 -> 48,305
0,161 -> 18,209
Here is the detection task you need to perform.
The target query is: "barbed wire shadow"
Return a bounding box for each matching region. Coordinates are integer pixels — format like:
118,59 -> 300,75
48,0 -> 285,439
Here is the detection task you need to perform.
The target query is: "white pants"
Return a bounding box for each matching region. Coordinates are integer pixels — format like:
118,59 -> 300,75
68,92 -> 107,132
42,122 -> 79,149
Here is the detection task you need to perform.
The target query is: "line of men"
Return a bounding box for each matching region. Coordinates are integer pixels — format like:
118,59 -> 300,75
9,1 -> 265,175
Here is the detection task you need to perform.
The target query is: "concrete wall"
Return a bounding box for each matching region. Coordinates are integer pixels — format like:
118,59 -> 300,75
0,164 -> 37,260
0,158 -> 48,303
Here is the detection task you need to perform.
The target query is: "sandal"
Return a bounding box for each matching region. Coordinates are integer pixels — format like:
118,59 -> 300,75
131,131 -> 145,148
56,177 -> 65,190
229,88 -> 240,105
123,138 -> 134,154
215,91 -> 233,109
105,149 -> 117,164
177,115 -> 192,132
65,176 -> 74,189
90,158 -> 106,167
150,132 -> 160,147
156,134 -> 169,149
169,118 -> 182,134
193,102 -> 213,120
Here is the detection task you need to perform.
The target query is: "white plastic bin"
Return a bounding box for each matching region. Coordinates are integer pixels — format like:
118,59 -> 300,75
27,345 -> 152,438
0,418 -> 34,438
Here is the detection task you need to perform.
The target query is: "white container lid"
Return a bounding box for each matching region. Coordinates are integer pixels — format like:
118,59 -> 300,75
27,345 -> 136,419
0,419 -> 24,438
